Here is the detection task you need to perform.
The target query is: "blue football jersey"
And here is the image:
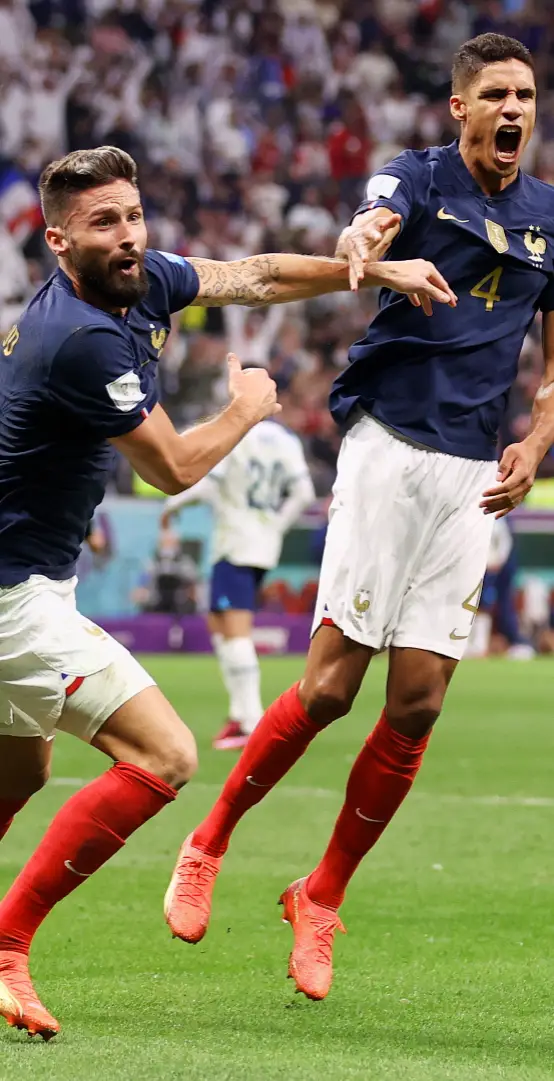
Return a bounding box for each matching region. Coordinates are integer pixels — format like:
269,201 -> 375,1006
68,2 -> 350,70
0,249 -> 199,584
331,141 -> 554,460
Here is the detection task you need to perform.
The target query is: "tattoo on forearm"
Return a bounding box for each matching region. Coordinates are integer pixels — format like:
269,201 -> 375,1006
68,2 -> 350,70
189,256 -> 282,307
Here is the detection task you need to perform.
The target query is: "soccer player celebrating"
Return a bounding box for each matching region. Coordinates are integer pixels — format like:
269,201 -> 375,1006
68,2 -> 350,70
0,146 -> 451,1038
161,416 -> 315,749
166,34 -> 554,1000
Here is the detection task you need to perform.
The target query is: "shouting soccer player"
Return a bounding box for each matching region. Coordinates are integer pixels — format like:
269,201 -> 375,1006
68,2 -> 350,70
167,34 -> 554,1000
0,147 -> 451,1038
161,416 -> 315,749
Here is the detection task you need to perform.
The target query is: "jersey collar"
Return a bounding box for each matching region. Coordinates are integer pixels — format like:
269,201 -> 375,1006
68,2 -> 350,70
446,140 -> 523,203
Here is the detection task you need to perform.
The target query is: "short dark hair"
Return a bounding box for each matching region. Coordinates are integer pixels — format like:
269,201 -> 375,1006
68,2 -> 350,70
39,146 -> 138,226
452,33 -> 534,93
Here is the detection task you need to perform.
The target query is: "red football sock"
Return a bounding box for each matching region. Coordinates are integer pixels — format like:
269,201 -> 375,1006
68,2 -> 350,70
0,798 -> 30,842
308,711 -> 430,909
0,762 -> 176,954
193,683 -> 320,857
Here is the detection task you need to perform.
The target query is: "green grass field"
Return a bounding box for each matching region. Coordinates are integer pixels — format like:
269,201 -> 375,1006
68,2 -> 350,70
2,655 -> 554,1081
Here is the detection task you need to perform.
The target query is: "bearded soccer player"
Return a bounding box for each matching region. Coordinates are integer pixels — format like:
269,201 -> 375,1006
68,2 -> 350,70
166,33 -> 554,1001
0,146 -> 451,1038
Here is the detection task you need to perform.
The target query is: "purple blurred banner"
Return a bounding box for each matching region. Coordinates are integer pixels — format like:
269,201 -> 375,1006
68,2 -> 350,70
97,614 -> 312,654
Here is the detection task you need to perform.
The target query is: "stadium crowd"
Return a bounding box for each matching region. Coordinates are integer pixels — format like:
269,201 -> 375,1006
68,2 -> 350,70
0,0 -> 552,492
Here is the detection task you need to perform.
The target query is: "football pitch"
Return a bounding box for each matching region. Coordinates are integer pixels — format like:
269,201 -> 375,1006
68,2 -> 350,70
2,655 -> 554,1081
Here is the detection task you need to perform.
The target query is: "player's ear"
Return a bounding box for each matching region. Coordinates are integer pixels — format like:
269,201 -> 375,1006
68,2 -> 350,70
45,226 -> 70,259
450,94 -> 466,122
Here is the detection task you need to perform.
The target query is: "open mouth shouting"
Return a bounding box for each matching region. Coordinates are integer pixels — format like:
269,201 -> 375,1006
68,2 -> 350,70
115,255 -> 139,277
495,124 -> 522,165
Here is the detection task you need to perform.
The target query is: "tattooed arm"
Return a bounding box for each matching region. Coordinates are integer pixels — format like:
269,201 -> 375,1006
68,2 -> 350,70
188,254 -> 456,310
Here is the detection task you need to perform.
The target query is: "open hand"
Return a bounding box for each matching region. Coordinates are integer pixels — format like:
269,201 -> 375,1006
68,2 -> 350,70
384,259 -> 458,314
480,441 -> 540,518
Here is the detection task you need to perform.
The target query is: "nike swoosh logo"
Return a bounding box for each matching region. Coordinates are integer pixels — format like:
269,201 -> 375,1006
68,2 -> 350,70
437,207 -> 469,223
246,775 -> 272,787
64,860 -> 91,878
449,630 -> 470,641
356,808 -> 385,823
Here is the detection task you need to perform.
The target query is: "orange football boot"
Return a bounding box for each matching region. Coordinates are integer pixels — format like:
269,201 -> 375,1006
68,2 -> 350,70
279,877 -> 346,1000
164,833 -> 224,943
0,950 -> 59,1040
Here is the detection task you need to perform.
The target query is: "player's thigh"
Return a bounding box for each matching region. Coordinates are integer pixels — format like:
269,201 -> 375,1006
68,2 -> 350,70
311,414 -> 428,650
0,734 -> 53,799
299,624 -> 374,725
386,646 -> 458,738
216,610 -> 254,637
57,641 -> 197,789
91,684 -> 198,791
393,458 -> 496,661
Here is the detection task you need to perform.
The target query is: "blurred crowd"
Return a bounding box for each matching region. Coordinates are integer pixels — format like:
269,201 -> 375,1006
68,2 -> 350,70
0,0 -> 553,492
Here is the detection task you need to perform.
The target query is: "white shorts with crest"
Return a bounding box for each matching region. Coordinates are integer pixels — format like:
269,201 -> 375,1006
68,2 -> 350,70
312,413 -> 497,660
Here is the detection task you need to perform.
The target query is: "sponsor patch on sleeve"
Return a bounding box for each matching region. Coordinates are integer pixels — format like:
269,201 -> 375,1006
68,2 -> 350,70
365,174 -> 401,202
105,371 -> 146,413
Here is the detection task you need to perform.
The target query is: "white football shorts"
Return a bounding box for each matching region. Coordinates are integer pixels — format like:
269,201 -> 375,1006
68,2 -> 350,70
312,412 -> 497,660
0,575 -> 154,742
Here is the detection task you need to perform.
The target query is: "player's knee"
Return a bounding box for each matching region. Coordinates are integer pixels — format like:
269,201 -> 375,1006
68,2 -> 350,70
386,686 -> 444,739
1,761 -> 51,800
143,729 -> 198,790
300,673 -> 355,725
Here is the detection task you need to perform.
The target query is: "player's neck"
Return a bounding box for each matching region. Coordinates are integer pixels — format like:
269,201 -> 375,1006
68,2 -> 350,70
458,141 -> 518,197
61,265 -> 128,318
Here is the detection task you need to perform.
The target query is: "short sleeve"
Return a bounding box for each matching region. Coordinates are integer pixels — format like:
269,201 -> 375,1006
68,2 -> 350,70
151,250 -> 200,313
49,326 -> 159,438
352,150 -> 423,227
539,276 -> 554,313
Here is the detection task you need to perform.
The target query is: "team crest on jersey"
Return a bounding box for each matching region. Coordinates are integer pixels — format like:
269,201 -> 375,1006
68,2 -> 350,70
485,220 -> 509,254
353,590 -> 371,615
151,327 -> 167,356
524,225 -> 547,266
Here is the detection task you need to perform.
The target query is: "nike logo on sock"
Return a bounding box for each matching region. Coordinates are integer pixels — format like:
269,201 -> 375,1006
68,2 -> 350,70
246,775 -> 272,787
355,808 -> 385,823
64,860 -> 91,878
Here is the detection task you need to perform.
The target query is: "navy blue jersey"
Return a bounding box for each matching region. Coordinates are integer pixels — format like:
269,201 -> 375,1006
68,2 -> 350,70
0,249 -> 199,584
331,141 -> 554,460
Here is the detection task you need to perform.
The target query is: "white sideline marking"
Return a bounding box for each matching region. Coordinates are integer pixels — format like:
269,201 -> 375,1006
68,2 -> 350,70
50,777 -> 554,808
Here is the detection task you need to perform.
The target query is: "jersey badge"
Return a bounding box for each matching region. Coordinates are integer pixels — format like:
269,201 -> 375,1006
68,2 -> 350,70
150,326 -> 167,356
485,219 -> 509,254
353,590 -> 371,615
105,371 -> 146,412
524,225 -> 547,267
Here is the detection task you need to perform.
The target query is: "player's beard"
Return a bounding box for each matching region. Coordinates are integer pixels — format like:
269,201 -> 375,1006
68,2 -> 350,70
70,246 -> 149,308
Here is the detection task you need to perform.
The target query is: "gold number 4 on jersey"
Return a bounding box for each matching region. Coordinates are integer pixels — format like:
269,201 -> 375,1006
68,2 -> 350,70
2,324 -> 19,357
470,267 -> 503,311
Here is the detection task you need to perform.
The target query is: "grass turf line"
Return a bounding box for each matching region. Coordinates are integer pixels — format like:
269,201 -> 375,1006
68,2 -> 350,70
1,656 -> 554,1080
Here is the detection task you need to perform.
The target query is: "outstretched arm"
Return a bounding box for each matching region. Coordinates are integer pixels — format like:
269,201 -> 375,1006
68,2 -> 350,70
188,251 -> 456,311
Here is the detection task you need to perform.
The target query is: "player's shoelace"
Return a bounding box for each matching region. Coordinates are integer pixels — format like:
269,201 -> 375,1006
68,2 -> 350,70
174,855 -> 218,907
0,958 -> 50,1019
304,911 -> 343,966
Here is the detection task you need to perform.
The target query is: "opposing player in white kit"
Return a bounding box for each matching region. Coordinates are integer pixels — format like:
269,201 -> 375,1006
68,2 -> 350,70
165,34 -> 554,1001
162,419 -> 315,749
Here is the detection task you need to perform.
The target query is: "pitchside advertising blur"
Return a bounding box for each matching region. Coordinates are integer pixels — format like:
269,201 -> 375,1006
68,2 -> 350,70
74,478 -> 554,653
75,488 -> 325,653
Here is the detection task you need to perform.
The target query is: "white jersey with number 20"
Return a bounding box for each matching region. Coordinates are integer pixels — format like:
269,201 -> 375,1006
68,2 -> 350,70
165,421 -> 315,570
